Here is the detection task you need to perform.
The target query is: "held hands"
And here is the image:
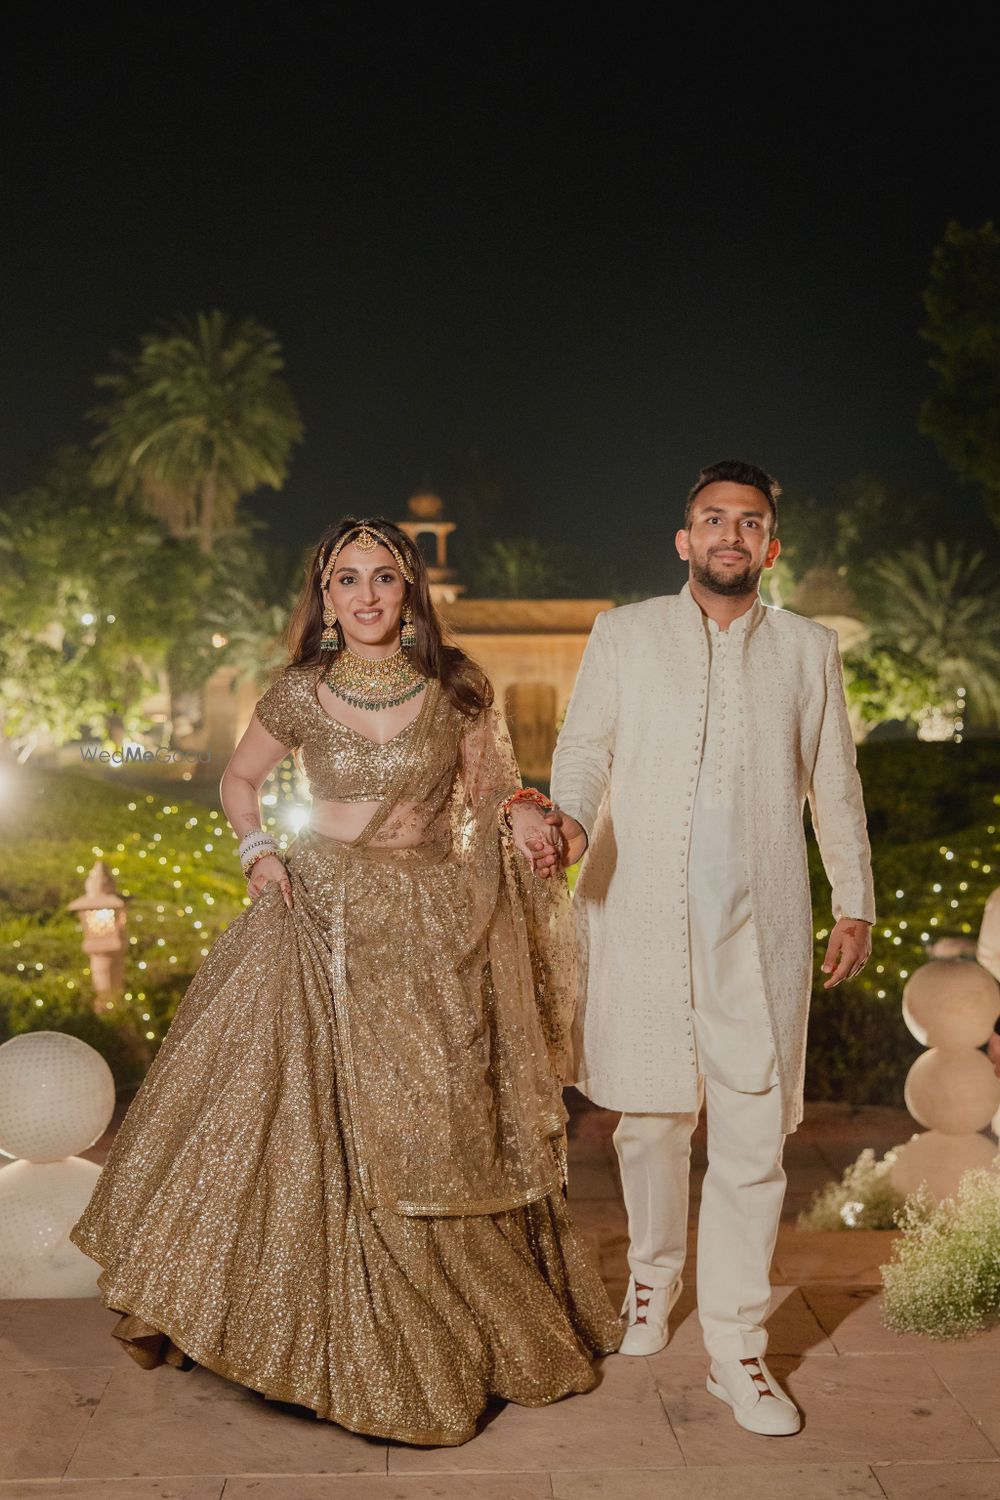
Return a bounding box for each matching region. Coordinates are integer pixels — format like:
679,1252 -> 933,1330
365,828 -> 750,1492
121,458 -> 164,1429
509,803 -> 588,878
820,916 -> 872,988
544,808 -> 588,868
509,802 -> 563,876
247,853 -> 294,911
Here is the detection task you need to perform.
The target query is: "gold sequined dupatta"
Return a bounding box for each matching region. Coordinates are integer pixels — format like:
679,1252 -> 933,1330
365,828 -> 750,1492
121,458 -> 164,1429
348,678 -> 445,851
319,684 -> 577,1217
450,706 -> 579,1181
317,677 -> 448,1209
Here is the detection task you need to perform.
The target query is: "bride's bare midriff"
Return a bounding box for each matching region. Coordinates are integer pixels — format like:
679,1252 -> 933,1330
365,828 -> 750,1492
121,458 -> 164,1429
307,797 -> 424,847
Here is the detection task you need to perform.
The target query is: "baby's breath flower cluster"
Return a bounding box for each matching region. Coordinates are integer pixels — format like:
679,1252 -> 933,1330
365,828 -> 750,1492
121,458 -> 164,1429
881,1168 -> 1000,1339
798,1146 -> 906,1231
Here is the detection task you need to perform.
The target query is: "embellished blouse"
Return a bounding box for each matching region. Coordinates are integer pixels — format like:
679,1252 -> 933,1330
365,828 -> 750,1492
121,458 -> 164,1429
253,664 -> 427,803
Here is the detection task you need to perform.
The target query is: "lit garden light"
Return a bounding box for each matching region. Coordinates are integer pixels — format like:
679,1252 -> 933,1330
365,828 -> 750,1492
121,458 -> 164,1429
67,860 -> 129,1003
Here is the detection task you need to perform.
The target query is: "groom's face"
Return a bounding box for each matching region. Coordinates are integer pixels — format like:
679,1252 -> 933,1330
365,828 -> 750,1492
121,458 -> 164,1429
676,482 -> 781,597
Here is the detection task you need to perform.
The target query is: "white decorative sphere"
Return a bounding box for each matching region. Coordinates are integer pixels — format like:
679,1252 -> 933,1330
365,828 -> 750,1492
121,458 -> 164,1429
902,961 -> 1000,1049
904,1047 -> 1000,1134
0,1157 -> 102,1296
888,1129 -> 1000,1204
0,1032 -> 115,1163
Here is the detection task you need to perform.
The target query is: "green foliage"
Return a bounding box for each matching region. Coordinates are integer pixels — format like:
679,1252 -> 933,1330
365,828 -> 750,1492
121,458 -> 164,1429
769,474 -> 1000,736
798,1146 -> 906,1230
0,448 -> 167,759
0,766 -> 298,1089
920,221 -> 1000,529
858,542 -> 1000,729
90,310 -> 304,554
770,477 -> 889,600
853,739 -> 1000,845
804,742 -> 999,1106
469,537 -> 597,598
843,646 -> 941,736
766,476 -> 980,613
0,448 -> 303,758
882,1169 -> 1000,1338
200,522 -> 306,684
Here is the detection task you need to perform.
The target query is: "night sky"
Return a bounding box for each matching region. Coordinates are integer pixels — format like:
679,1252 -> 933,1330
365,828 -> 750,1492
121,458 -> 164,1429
3,9 -> 996,592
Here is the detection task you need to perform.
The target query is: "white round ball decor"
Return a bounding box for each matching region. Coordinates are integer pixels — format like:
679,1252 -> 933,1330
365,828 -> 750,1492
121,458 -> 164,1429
888,1129 -> 1000,1204
0,1158 -> 103,1296
904,1047 -> 1000,1134
0,1032 -> 115,1163
901,960 -> 1000,1049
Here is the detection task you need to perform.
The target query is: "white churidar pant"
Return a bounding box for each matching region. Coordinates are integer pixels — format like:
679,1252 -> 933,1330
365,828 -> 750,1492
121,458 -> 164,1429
614,607 -> 788,1360
613,1080 -> 786,1360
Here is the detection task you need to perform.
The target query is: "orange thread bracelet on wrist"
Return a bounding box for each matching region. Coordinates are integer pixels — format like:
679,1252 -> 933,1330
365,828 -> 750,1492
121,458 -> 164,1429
501,786 -> 554,833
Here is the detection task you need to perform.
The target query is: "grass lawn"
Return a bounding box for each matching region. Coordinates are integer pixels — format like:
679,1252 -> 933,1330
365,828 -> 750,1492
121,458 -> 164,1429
0,759 -> 301,1087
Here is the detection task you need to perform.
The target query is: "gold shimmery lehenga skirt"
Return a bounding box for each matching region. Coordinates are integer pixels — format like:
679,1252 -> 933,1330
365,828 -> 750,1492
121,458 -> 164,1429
70,819 -> 623,1446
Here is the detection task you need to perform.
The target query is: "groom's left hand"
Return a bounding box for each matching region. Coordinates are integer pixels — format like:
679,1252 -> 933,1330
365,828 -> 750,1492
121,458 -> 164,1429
821,917 -> 872,988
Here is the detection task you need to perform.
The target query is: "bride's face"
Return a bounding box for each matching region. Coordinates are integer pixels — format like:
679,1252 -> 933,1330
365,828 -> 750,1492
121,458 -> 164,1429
324,542 -> 407,656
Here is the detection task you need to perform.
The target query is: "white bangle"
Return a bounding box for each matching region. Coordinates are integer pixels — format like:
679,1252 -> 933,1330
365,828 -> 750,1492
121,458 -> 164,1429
239,828 -> 278,872
238,834 -> 274,858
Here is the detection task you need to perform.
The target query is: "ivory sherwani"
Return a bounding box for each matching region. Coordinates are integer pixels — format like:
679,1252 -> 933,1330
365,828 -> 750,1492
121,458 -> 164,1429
551,582 -> 875,1134
688,604 -> 778,1093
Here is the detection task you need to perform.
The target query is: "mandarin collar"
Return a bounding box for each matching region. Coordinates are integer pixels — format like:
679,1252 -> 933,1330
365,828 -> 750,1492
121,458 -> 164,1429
679,579 -> 766,640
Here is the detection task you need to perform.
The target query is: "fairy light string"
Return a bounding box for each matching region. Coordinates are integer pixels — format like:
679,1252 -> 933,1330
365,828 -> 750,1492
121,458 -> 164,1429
6,772 -> 998,1053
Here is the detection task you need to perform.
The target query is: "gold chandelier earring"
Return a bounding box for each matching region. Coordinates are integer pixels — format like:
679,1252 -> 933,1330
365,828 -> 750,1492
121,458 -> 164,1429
321,601 -> 340,653
400,602 -> 416,649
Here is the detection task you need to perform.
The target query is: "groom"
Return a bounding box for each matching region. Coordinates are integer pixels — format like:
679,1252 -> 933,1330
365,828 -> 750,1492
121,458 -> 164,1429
546,460 -> 875,1435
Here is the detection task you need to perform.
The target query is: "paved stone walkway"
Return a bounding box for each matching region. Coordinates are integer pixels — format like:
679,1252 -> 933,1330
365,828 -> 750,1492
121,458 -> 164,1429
2,1097 -> 999,1498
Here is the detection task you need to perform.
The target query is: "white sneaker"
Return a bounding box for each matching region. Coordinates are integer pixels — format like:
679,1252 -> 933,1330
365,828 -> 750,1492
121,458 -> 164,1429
707,1356 -> 801,1434
618,1274 -> 683,1356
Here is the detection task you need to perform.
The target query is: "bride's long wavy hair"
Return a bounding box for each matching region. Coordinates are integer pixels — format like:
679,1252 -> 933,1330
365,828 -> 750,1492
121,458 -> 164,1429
281,515 -> 493,717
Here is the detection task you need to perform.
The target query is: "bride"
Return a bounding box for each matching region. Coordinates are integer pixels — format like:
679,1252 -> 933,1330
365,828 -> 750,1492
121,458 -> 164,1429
71,515 -> 622,1446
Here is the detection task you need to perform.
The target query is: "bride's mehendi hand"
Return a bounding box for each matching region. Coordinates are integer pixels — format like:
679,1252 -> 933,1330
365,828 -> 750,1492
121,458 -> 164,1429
509,802 -> 562,877
247,853 -> 294,911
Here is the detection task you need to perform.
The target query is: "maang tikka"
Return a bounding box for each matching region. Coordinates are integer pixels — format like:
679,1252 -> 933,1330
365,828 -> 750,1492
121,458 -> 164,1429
318,523 -> 416,653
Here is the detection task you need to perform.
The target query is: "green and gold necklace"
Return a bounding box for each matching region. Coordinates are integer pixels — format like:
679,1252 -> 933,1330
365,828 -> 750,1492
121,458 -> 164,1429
322,646 -> 427,711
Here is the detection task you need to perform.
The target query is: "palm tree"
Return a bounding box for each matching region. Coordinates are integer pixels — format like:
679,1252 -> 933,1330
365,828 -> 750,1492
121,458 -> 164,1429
200,526 -> 304,682
469,536 -> 597,598
90,311 -> 304,554
864,542 -> 1000,730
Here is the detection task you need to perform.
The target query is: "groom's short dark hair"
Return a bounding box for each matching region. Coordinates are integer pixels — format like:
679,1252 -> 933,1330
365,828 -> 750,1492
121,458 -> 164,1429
685,459 -> 781,532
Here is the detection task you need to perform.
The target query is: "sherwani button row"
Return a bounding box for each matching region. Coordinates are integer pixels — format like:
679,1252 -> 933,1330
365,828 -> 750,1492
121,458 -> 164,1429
550,581 -> 875,1130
